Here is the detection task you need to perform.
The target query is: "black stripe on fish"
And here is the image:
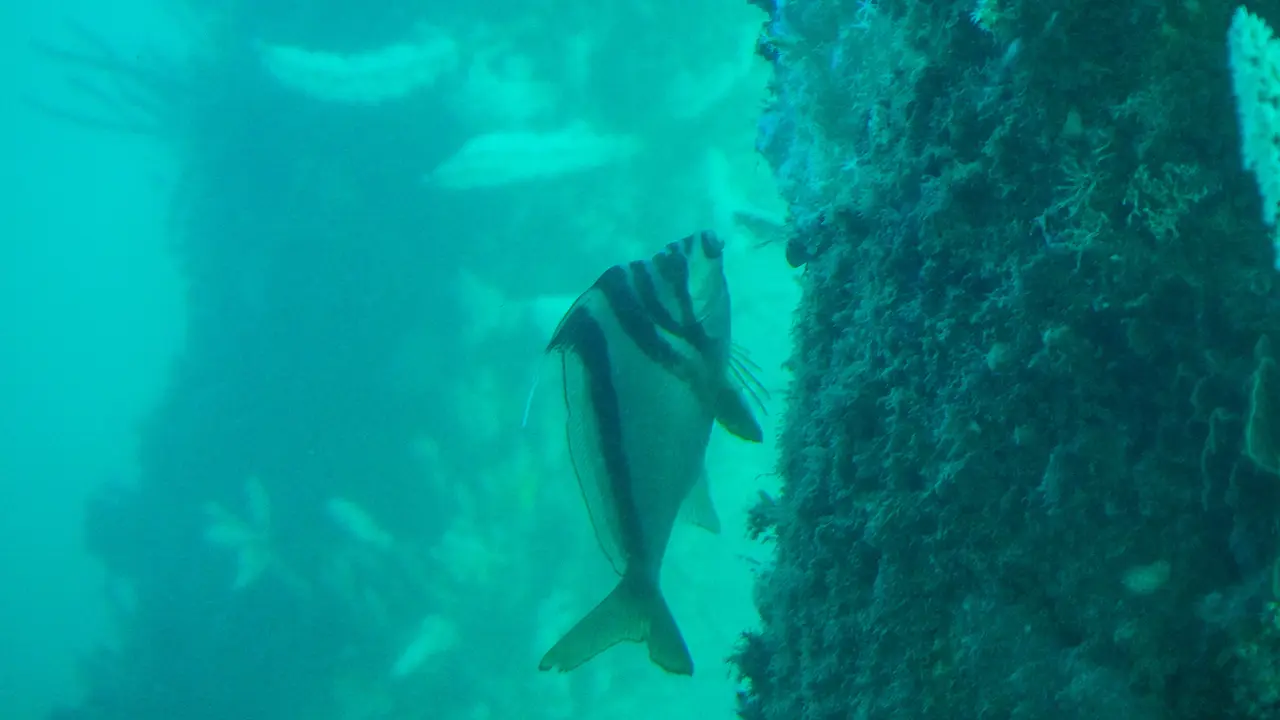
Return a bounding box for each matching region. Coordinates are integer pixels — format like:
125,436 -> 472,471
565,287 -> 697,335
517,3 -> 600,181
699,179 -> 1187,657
699,231 -> 724,259
630,258 -> 710,355
625,232 -> 715,342
602,256 -> 715,377
629,260 -> 680,334
550,306 -> 650,568
652,242 -> 699,330
595,266 -> 689,375
551,232 -> 727,423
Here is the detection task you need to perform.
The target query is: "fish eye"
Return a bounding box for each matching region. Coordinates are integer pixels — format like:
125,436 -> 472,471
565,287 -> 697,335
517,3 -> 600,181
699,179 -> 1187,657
700,231 -> 724,259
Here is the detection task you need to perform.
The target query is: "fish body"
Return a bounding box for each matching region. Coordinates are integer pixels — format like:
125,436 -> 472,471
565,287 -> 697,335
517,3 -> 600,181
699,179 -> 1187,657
538,231 -> 763,676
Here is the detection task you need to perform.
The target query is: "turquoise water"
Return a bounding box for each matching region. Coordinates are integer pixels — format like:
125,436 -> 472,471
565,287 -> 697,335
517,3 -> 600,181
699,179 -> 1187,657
2,1 -> 793,718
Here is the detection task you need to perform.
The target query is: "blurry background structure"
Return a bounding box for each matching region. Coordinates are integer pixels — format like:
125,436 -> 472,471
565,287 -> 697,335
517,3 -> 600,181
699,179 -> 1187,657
6,0 -> 794,719
3,1 -> 184,717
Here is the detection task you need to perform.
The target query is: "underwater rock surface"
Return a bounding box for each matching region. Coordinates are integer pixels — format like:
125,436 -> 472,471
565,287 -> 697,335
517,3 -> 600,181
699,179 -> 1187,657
735,0 -> 1280,717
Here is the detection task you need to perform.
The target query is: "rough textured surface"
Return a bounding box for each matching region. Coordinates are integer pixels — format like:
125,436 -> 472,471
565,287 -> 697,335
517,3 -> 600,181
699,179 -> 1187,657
736,0 -> 1280,717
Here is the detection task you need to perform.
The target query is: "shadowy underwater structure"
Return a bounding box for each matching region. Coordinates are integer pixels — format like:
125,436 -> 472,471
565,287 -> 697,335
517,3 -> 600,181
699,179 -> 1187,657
37,0 -> 512,717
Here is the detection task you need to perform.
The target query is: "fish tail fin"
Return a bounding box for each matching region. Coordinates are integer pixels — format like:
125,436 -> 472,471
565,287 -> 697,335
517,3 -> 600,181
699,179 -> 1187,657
538,572 -> 693,676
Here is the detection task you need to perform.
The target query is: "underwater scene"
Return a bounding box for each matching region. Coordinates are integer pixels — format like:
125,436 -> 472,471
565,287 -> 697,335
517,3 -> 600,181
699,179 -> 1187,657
16,0 -> 1280,717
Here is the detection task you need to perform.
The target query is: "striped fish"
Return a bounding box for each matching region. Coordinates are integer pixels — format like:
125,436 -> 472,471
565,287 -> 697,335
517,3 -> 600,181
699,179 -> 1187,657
538,230 -> 765,676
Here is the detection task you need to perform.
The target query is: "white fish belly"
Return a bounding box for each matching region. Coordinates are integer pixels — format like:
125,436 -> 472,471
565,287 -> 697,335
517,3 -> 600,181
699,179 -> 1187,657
608,345 -> 714,573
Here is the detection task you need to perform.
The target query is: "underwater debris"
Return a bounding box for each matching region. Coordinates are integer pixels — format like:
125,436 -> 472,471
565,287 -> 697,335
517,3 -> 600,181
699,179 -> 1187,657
204,476 -> 274,591
424,123 -> 641,189
327,497 -> 396,552
29,19 -> 211,138
390,614 -> 458,679
258,25 -> 458,106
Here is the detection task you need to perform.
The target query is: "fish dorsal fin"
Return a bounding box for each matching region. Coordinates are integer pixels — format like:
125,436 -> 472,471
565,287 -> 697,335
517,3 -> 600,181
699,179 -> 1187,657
713,343 -> 768,443
549,295 -> 630,577
678,469 -> 721,534
729,343 -> 770,414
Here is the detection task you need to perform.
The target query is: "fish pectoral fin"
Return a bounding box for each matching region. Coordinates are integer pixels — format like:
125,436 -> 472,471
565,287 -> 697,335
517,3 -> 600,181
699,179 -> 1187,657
679,470 -> 722,534
714,383 -> 765,443
538,573 -> 694,676
729,343 -> 771,414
